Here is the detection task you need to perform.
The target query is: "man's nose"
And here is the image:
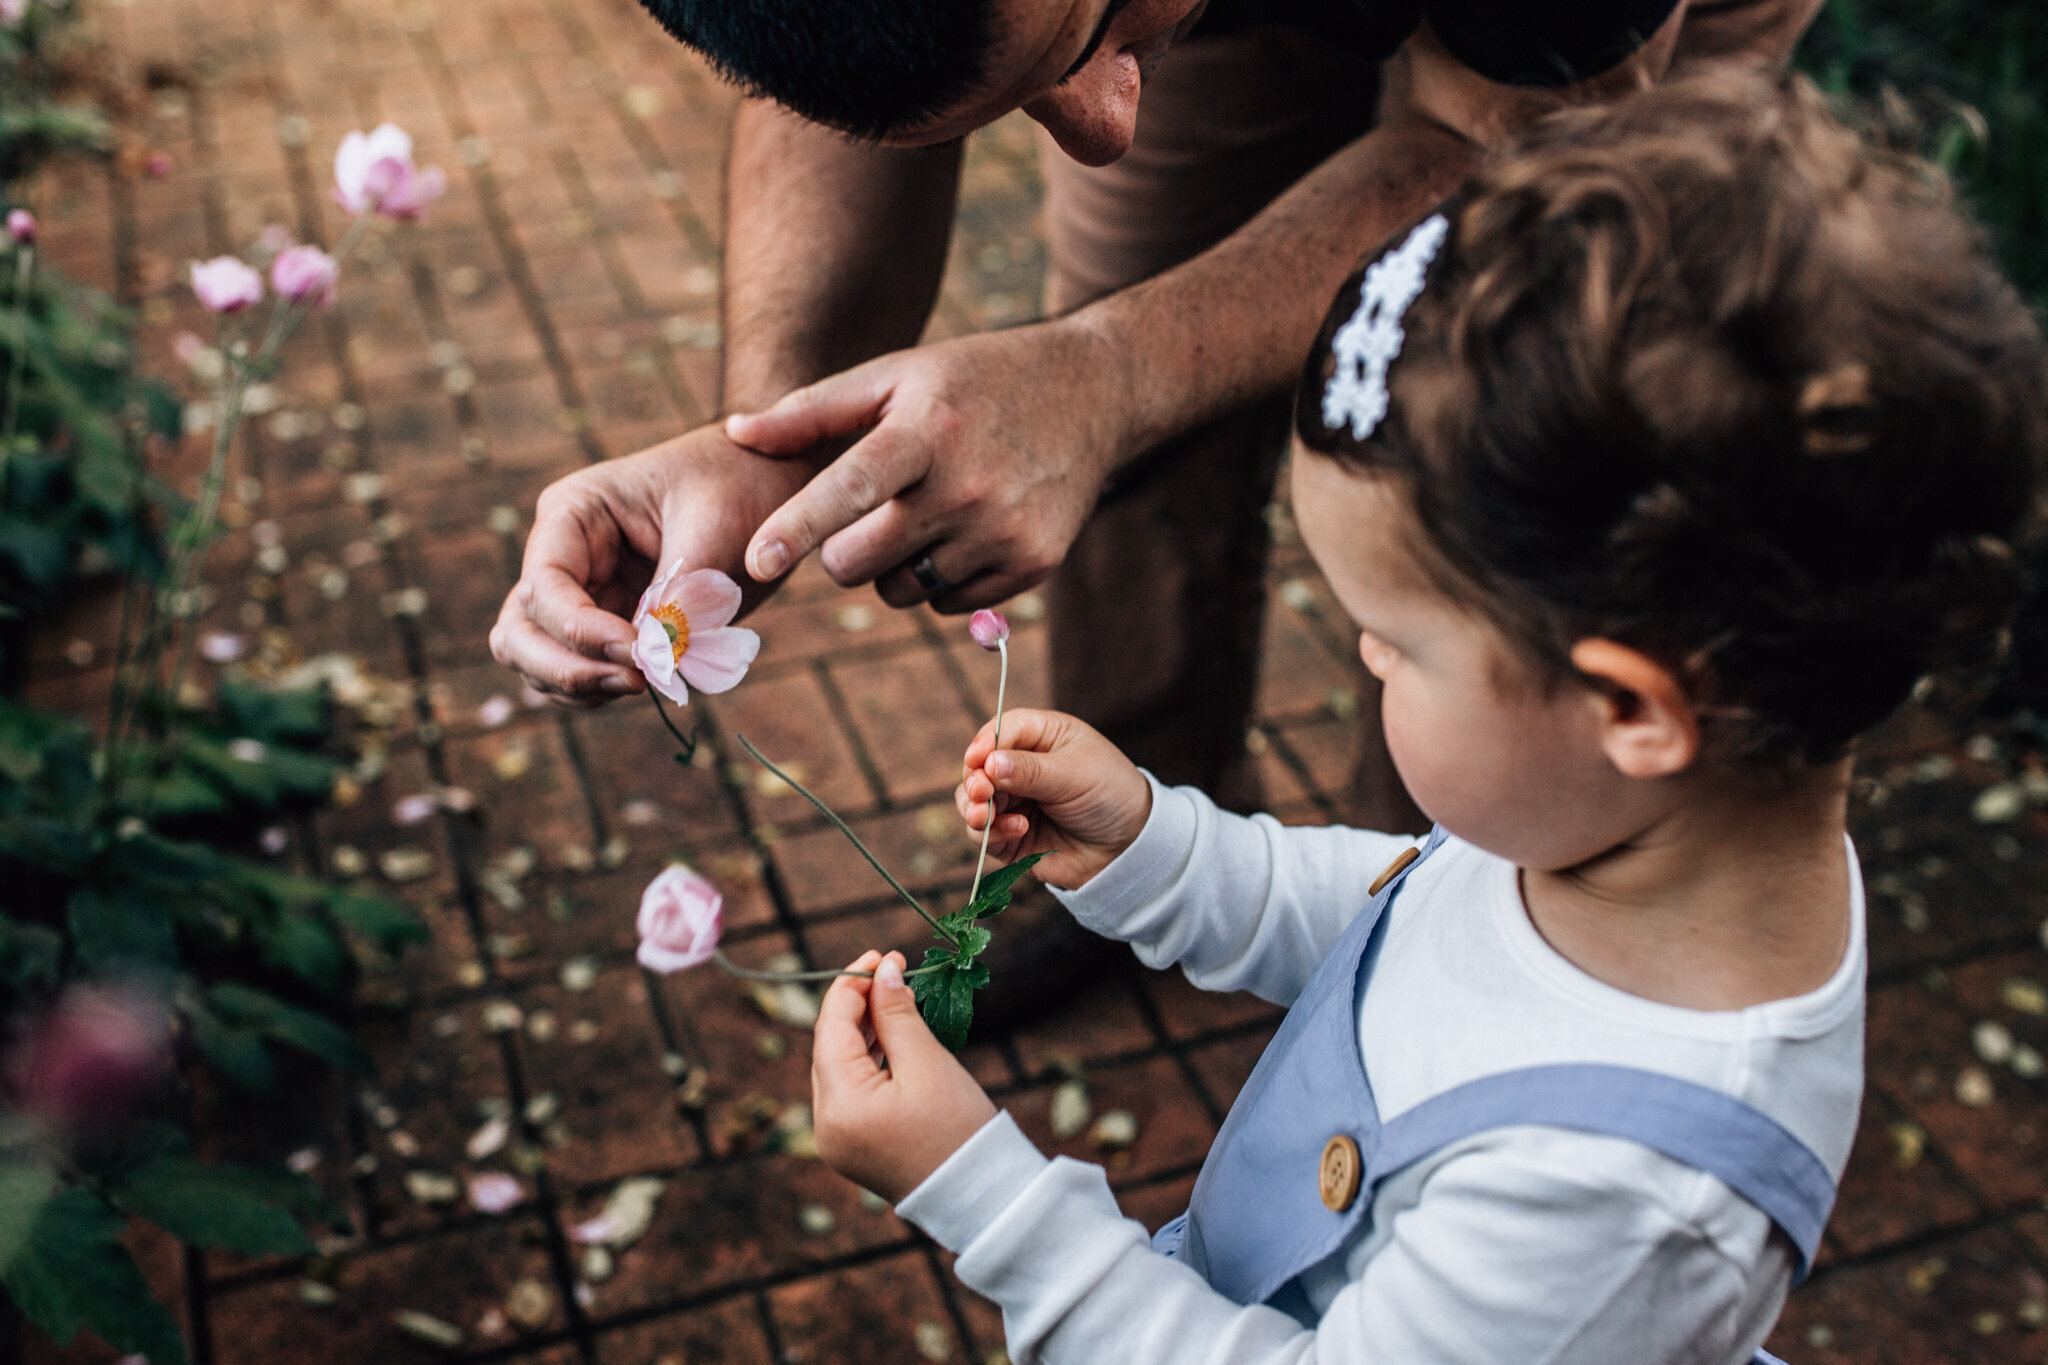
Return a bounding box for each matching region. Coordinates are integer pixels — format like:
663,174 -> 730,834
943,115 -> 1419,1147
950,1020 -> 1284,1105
1023,52 -> 1142,167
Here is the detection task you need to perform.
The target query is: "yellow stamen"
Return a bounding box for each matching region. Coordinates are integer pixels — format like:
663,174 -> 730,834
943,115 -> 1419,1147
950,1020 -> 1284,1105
651,603 -> 689,663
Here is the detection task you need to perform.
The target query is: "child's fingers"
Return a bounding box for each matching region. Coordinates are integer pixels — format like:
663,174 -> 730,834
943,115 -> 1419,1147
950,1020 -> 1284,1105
812,951 -> 885,1076
983,745 -> 1086,808
865,953 -> 951,1074
963,708 -> 1065,771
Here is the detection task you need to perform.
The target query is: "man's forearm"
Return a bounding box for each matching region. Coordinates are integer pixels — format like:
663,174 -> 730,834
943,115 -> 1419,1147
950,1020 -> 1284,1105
721,100 -> 964,412
1069,111 -> 1475,465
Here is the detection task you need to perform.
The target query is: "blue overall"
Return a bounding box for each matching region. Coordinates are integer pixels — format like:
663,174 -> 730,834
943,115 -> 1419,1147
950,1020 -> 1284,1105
1150,828 -> 1832,1365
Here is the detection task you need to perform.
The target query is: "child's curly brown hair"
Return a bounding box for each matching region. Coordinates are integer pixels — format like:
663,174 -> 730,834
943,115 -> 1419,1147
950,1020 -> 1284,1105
1298,66 -> 2048,767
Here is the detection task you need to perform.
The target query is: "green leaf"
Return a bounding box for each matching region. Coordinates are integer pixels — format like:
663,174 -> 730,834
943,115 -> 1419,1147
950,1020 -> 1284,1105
960,852 -> 1048,920
910,951 -> 989,1053
185,1001 -> 275,1091
0,1161 -> 56,1272
67,886 -> 180,971
106,1156 -> 317,1258
1,1186 -> 190,1365
208,983 -> 369,1072
0,917 -> 63,993
251,907 -> 349,994
950,925 -> 992,962
326,890 -> 426,954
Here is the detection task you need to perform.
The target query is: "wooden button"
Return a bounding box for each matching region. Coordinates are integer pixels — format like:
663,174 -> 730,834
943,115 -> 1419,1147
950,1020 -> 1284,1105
1319,1134 -> 1363,1213
1367,846 -> 1421,897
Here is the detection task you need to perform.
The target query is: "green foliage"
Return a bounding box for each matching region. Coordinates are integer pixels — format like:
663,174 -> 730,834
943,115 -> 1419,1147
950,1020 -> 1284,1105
1,1186 -> 189,1365
0,250 -> 183,644
912,852 -> 1046,1051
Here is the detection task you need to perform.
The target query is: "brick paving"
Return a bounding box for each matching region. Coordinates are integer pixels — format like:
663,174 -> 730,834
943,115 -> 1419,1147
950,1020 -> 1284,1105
17,0 -> 2048,1360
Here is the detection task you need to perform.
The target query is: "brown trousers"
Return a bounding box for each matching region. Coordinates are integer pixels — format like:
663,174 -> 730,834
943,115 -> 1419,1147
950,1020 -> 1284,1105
1039,26 -> 1422,826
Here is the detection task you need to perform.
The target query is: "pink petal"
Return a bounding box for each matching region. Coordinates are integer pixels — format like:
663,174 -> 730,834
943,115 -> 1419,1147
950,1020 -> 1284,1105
676,625 -> 758,695
663,569 -> 742,631
637,937 -> 713,973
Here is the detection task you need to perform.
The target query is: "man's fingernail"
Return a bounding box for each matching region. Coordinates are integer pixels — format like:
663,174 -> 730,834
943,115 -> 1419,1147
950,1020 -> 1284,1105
877,957 -> 903,989
601,672 -> 641,694
751,540 -> 788,580
603,641 -> 635,665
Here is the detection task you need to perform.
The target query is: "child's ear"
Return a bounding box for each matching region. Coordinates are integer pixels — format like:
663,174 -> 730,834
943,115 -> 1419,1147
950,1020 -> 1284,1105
1568,639 -> 1699,779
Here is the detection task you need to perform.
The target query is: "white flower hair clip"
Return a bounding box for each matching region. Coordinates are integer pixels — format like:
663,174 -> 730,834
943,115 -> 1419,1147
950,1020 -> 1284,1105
1322,212 -> 1450,441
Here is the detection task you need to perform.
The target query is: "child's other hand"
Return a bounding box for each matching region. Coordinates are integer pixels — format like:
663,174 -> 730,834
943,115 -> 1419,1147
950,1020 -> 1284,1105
956,708 -> 1151,890
812,950 -> 998,1204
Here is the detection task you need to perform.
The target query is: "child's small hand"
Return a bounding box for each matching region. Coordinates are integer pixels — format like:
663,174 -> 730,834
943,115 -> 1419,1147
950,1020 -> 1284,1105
956,708 -> 1151,890
811,950 -> 998,1204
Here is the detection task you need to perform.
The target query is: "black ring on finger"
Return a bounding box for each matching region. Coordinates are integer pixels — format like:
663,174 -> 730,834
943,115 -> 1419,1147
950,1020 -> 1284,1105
908,550 -> 951,597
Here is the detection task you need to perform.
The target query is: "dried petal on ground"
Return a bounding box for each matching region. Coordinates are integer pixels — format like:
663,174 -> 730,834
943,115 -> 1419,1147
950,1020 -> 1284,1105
1050,1079 -> 1092,1140
466,1114 -> 511,1161
915,1320 -> 953,1363
2002,978 -> 2048,1016
581,1245 -> 615,1283
1089,1110 -> 1138,1150
573,1176 -> 665,1249
798,1204 -> 836,1236
1888,1121 -> 1926,1169
1955,1066 -> 1996,1108
1973,1020 -> 2016,1065
393,1310 -> 464,1349
1972,782 -> 2025,824
481,1000 -> 523,1033
378,846 -> 435,882
560,956 -> 599,992
403,1170 -> 460,1206
504,1277 -> 556,1332
467,1172 -> 523,1214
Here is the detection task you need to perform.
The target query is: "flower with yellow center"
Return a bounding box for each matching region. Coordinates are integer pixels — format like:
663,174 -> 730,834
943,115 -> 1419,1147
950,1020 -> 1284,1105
629,565 -> 759,705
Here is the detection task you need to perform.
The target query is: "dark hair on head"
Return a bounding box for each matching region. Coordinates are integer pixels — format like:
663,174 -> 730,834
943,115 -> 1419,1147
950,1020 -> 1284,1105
635,0 -> 992,139
1297,67 -> 2048,768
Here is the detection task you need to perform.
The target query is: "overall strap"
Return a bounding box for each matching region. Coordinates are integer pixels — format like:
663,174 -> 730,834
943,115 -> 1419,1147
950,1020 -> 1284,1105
1368,1063 -> 1837,1281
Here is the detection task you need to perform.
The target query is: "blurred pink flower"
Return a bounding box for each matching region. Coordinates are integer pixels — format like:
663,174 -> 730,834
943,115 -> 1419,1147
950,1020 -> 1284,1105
6,208 -> 34,245
0,0 -> 25,31
477,694 -> 515,728
270,244 -> 337,306
467,1172 -> 524,1215
629,565 -> 759,706
968,610 -> 1010,650
191,256 -> 263,314
332,124 -> 446,219
6,987 -> 172,1131
259,826 -> 288,856
635,865 -> 722,973
144,151 -> 174,179
257,223 -> 297,257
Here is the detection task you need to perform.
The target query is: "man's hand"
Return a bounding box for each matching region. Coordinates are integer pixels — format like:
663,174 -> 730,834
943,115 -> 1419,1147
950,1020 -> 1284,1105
724,318 -> 1127,613
489,426 -> 819,705
956,709 -> 1152,890
812,950 -> 998,1204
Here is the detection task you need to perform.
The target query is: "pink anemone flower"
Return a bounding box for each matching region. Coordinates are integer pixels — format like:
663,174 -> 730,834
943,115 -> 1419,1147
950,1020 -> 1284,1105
191,256 -> 264,314
332,123 -> 447,219
629,565 -> 759,706
636,864 -> 722,973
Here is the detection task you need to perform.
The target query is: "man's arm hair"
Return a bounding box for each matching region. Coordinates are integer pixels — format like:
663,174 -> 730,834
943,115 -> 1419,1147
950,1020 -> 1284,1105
721,100 -> 964,413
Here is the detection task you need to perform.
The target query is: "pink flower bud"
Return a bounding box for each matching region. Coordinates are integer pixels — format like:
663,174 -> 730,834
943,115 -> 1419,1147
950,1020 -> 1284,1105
968,610 -> 1010,650
269,243 -> 338,306
191,256 -> 263,313
6,987 -> 173,1132
635,864 -> 722,973
6,209 -> 34,245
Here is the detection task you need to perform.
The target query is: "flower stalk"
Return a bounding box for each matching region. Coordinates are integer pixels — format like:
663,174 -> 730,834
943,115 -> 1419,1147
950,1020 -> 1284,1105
710,948 -> 941,983
968,633 -> 1008,907
735,732 -> 955,947
2,238 -> 31,457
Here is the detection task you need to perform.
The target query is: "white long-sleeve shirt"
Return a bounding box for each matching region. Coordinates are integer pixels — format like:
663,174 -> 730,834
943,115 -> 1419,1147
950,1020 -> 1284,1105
897,776 -> 1866,1365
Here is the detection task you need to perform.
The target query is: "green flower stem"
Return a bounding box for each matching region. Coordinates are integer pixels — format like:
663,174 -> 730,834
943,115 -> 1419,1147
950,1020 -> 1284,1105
735,732 -> 956,947
647,685 -> 697,757
967,635 -> 1009,908
711,948 -> 943,983
1,244 -> 31,458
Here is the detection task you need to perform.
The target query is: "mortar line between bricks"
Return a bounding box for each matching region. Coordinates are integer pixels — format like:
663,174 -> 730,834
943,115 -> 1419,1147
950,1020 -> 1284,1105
1796,1195 -> 2048,1287
1260,723 -> 1343,823
537,0 -> 723,267
406,24 -> 607,465
811,658 -> 894,811
1116,955 -> 1229,1131
921,1240 -> 990,1361
545,144 -> 710,429
245,7 -> 599,1357
751,1287 -> 789,1364
913,609 -> 1002,724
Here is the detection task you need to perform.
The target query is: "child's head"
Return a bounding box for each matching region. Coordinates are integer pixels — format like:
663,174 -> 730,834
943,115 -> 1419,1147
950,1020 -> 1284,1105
1292,68 -> 2046,865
